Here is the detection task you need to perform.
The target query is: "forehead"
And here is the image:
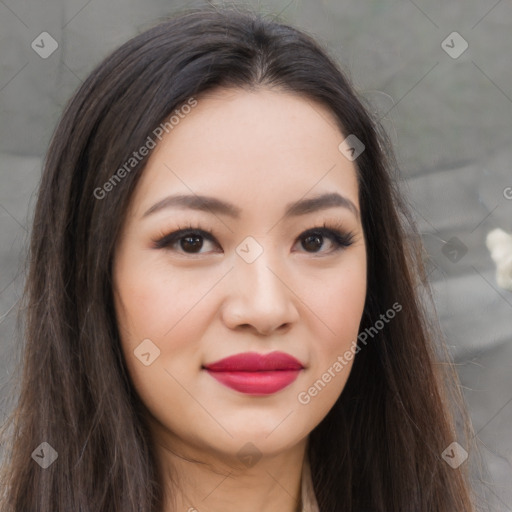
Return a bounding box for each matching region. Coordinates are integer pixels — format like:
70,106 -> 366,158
129,87 -> 360,220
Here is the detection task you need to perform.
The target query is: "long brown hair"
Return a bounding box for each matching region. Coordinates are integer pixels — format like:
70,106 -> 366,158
0,5 -> 479,511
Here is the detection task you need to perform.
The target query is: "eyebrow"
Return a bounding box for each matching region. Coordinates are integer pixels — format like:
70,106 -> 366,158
142,191 -> 360,221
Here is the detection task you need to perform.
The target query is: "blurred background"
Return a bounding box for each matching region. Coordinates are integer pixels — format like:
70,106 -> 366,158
1,0 -> 511,509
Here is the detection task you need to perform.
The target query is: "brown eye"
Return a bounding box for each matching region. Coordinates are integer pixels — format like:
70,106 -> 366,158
296,226 -> 355,254
302,233 -> 325,252
180,234 -> 204,253
153,228 -> 219,254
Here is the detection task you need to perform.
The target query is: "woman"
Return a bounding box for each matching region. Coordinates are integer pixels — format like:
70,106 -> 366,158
0,5 -> 477,511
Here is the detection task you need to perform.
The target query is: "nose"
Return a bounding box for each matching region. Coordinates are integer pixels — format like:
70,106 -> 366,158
220,251 -> 300,336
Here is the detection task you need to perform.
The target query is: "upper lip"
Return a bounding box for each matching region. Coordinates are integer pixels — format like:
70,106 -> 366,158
204,351 -> 304,372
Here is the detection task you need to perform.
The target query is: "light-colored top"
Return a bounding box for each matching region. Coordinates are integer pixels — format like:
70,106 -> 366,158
300,454 -> 320,512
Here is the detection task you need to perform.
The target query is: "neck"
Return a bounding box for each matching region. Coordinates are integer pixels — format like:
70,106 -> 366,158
153,432 -> 308,512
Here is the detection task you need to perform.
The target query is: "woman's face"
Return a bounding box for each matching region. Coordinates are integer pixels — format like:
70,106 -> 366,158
112,87 -> 367,462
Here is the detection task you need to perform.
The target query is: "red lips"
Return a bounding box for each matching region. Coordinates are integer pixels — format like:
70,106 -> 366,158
203,351 -> 304,395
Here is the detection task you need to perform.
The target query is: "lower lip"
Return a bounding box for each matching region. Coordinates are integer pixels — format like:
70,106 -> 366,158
205,370 -> 301,395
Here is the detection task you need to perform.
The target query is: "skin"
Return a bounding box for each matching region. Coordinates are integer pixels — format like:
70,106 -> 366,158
112,87 -> 367,512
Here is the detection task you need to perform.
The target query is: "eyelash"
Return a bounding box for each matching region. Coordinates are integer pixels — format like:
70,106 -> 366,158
152,221 -> 356,256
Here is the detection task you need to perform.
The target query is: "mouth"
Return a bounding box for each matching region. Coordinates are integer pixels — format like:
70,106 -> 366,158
203,351 -> 304,395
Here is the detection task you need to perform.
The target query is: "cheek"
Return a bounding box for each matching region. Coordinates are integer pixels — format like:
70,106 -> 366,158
114,253 -> 221,343
112,253 -> 225,399
294,252 -> 366,408
320,270 -> 366,351
300,251 -> 367,350
113,255 -> 217,440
